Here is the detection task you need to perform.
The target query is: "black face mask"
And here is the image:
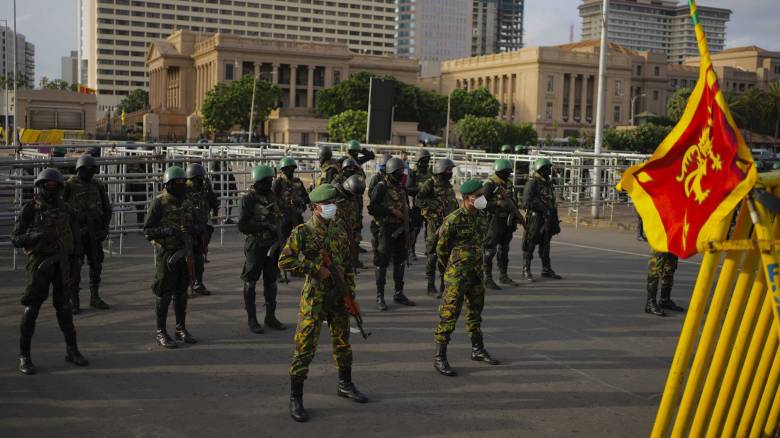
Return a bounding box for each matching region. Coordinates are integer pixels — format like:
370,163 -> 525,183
418,159 -> 430,169
497,171 -> 512,181
255,179 -> 272,193
343,168 -> 355,178
168,181 -> 187,199
191,177 -> 204,192
539,167 -> 552,179
39,184 -> 59,202
77,167 -> 95,183
282,169 -> 295,179
388,171 -> 402,184
348,150 -> 359,159
439,172 -> 452,182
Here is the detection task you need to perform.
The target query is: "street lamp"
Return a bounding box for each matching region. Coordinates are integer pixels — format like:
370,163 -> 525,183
630,93 -> 646,126
0,19 -> 8,145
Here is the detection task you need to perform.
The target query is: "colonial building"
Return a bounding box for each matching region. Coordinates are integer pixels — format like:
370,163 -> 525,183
146,30 -> 419,144
683,46 -> 780,93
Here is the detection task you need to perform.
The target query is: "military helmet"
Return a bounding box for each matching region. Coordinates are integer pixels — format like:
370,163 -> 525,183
186,163 -> 206,179
346,139 -> 361,151
75,154 -> 97,171
319,145 -> 332,163
252,165 -> 275,182
343,175 -> 366,196
415,148 -> 431,163
385,157 -> 405,175
500,144 -> 512,153
532,157 -> 552,172
86,147 -> 101,157
34,168 -> 65,186
378,153 -> 392,173
163,166 -> 187,184
433,158 -> 456,175
279,157 -> 297,169
494,159 -> 513,172
514,145 -> 526,153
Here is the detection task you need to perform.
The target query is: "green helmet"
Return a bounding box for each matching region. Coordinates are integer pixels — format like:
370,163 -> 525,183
252,165 -> 275,182
494,159 -> 512,172
500,144 -> 512,153
279,157 -> 297,169
163,166 -> 186,184
532,157 -> 552,172
346,139 -> 361,151
514,145 -> 526,153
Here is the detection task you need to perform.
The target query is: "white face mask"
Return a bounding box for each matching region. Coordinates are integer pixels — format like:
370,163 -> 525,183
319,203 -> 337,219
474,195 -> 487,210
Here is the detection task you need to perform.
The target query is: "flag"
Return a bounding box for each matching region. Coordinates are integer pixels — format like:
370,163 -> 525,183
617,0 -> 756,259
121,110 -> 126,126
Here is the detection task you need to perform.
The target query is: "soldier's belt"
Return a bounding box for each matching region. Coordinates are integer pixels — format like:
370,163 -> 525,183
35,254 -> 61,276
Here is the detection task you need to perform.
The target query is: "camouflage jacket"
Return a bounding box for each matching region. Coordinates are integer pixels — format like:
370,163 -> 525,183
63,176 -> 112,232
335,186 -> 361,233
415,176 -> 458,224
238,187 -> 283,247
436,206 -> 489,279
368,178 -> 408,227
12,195 -> 82,258
483,173 -> 517,218
272,173 -> 309,216
143,189 -> 195,252
522,173 -> 556,214
408,165 -> 432,199
186,178 -> 219,225
316,159 -> 340,187
278,215 -> 356,314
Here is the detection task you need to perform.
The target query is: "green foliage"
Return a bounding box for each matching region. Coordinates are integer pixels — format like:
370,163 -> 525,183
602,123 -> 673,154
327,110 -> 367,143
0,72 -> 30,89
455,116 -> 539,152
450,87 -> 501,121
117,89 -> 150,114
666,88 -> 692,122
38,77 -> 72,90
201,76 -> 281,134
201,82 -> 238,133
504,122 -> 539,147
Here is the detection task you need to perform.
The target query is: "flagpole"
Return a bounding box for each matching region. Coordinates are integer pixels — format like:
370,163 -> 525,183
592,0 -> 609,219
11,0 -> 17,148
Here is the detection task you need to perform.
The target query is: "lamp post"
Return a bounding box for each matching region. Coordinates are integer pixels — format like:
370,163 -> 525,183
592,0 -> 609,219
248,72 -> 258,143
630,93 -> 646,126
0,19 -> 8,145
444,90 -> 452,148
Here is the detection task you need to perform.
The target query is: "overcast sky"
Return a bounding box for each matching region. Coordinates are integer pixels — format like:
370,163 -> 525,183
4,0 -> 780,83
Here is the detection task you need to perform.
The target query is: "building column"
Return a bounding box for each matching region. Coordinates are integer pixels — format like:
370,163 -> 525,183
581,74 -> 589,123
161,67 -> 168,111
254,62 -> 260,78
272,63 -> 280,85
568,73 -> 576,122
289,64 -> 297,108
324,66 -> 333,87
306,65 -> 314,109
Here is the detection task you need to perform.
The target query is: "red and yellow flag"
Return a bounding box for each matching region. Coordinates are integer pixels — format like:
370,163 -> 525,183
618,0 -> 756,259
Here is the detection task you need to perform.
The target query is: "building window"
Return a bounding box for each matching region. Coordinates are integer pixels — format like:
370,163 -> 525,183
225,63 -> 234,80
614,80 -> 623,97
653,90 -> 659,101
546,75 -> 554,93
654,66 -> 660,76
636,65 -> 642,76
545,102 -> 553,120
613,105 -> 621,123
333,70 -> 341,84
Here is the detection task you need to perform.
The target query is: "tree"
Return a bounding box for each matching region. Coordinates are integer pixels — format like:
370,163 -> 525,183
415,89 -> 448,133
38,77 -> 72,90
602,123 -> 672,153
504,122 -> 538,146
117,89 -> 150,114
201,82 -> 239,133
455,116 -> 504,150
200,77 -> 281,135
666,88 -> 692,122
767,80 -> 780,141
327,110 -> 367,143
450,87 -> 501,122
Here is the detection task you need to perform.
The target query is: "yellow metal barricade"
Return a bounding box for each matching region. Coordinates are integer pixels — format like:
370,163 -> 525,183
652,177 -> 780,438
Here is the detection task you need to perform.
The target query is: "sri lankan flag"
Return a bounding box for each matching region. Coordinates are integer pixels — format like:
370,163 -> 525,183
617,0 -> 756,259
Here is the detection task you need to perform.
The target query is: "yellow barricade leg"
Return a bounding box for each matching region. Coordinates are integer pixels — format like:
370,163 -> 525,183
749,347 -> 780,438
762,384 -> 780,437
736,325 -> 779,437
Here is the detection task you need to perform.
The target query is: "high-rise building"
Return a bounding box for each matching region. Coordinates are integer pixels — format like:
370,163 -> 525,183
472,0 -> 524,56
579,0 -> 730,63
62,51 -> 79,85
83,0 -> 398,113
0,26 -> 35,88
395,0 -> 472,76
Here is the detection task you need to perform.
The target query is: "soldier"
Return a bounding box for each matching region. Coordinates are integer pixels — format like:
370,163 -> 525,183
339,139 -> 375,178
12,168 -> 89,375
521,158 -> 562,281
279,184 -> 368,422
272,157 -> 310,246
315,145 -> 340,186
143,166 -> 199,348
415,158 -> 459,298
368,157 -> 415,310
646,252 -> 684,317
433,179 -> 499,377
335,175 -> 366,270
483,159 -> 524,289
333,157 -> 360,186
514,145 -> 528,155
63,154 -> 112,313
238,165 -> 286,333
368,153 -> 391,256
407,149 -> 433,262
500,144 -> 512,154
186,163 -> 219,296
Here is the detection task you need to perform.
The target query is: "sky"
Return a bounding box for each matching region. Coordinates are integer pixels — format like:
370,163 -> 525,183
3,0 -> 780,84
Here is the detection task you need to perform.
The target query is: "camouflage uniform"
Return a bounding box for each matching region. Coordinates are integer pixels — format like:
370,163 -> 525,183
186,178 -> 219,293
272,172 -> 309,242
279,216 -> 355,379
63,174 -> 112,309
408,163 -> 433,256
316,159 -> 340,187
521,173 -> 561,276
415,176 -> 458,286
483,173 -> 519,284
335,184 -> 362,270
648,252 -> 678,300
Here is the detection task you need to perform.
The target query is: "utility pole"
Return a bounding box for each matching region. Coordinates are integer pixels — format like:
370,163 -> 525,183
592,0 -> 609,218
248,73 -> 257,143
11,0 -> 17,148
444,91 -> 451,148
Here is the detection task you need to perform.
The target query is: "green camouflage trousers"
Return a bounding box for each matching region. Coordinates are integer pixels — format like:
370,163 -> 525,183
289,288 -> 352,379
647,252 -> 678,295
424,217 -> 444,278
434,277 -> 485,344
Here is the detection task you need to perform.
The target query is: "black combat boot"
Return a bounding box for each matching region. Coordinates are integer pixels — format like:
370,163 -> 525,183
434,343 -> 457,376
337,367 -> 368,403
470,332 -> 500,365
65,346 -> 89,366
18,354 -> 35,375
659,287 -> 685,312
174,294 -> 197,344
71,289 -> 81,314
289,376 -> 309,422
19,306 -> 39,375
375,267 -> 388,311
193,257 -> 210,295
264,302 -> 287,330
498,249 -> 518,286
393,263 -> 416,306
541,267 -> 563,280
89,284 -> 110,310
155,296 -> 177,348
521,255 -> 535,282
483,264 -> 501,290
499,271 -> 519,286
645,289 -> 667,317
426,276 -> 437,297
244,281 -> 264,334
57,307 -> 90,367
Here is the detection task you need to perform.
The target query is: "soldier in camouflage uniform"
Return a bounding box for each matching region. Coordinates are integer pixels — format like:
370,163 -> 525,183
483,159 -> 525,289
238,165 -> 286,333
279,184 -> 368,422
521,158 -> 562,281
315,145 -> 340,187
407,149 -> 432,262
368,153 -> 391,255
186,163 -> 219,296
340,141 -> 374,253
63,154 -> 112,313
415,158 -> 458,298
272,157 -> 310,246
335,174 -> 366,271
143,166 -> 199,348
368,157 -> 416,310
646,252 -> 683,316
12,168 -> 89,375
433,179 -> 499,377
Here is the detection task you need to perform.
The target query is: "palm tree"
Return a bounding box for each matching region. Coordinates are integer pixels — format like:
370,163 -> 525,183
766,80 -> 780,148
734,87 -> 769,146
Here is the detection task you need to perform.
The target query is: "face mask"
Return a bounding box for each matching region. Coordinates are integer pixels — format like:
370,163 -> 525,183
440,172 -> 453,181
255,179 -> 272,193
539,167 -> 552,178
78,167 -> 95,182
39,183 -> 59,202
283,169 -> 294,179
168,182 -> 187,198
343,168 -> 355,178
191,177 -> 204,192
389,172 -> 402,184
349,150 -> 359,159
418,159 -> 430,169
319,203 -> 337,220
474,195 -> 488,210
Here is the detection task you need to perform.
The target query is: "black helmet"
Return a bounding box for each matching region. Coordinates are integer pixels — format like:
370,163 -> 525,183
342,157 -> 358,169
343,175 -> 366,195
415,149 -> 431,163
34,168 -> 65,186
378,153 -> 392,173
386,157 -> 405,175
75,154 -> 97,171
433,159 -> 456,175
86,147 -> 101,157
319,145 -> 332,164
186,163 -> 206,179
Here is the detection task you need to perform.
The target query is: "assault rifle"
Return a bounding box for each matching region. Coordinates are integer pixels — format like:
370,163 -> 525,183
321,251 -> 370,340
391,188 -> 412,264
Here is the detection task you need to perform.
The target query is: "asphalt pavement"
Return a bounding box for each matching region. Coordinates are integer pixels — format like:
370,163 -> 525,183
0,221 -> 700,438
